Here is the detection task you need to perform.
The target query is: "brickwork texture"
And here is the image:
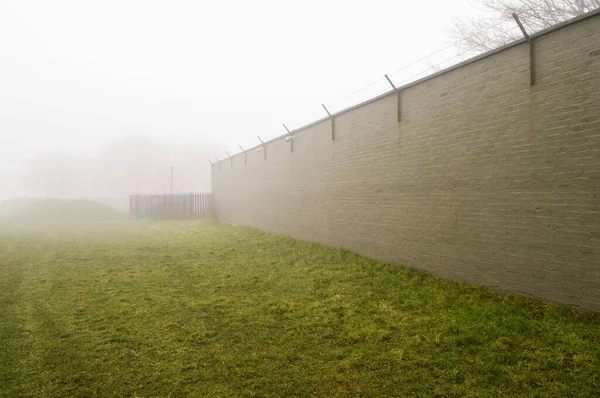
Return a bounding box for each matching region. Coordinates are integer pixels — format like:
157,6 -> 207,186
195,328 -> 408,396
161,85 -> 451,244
212,13 -> 600,311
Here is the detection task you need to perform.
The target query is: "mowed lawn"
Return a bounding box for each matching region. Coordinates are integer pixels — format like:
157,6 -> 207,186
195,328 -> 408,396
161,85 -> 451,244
1,215 -> 600,396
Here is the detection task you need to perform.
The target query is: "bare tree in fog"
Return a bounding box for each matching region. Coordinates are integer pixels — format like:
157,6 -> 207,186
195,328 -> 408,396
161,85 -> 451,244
449,0 -> 599,52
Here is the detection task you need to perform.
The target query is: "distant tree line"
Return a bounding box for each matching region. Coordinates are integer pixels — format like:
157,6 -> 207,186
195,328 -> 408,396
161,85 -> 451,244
19,136 -> 219,198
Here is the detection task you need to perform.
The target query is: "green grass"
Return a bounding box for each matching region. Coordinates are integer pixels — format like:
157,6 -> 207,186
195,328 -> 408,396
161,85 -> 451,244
1,203 -> 599,397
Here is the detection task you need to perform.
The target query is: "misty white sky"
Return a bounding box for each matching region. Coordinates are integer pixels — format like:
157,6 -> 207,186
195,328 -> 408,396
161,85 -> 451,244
0,0 -> 485,195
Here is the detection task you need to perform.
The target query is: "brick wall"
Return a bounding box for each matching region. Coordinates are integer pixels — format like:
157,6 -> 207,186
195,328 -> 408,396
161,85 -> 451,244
212,12 -> 600,311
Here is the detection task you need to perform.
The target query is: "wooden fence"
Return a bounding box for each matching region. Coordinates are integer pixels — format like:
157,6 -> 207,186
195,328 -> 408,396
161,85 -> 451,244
129,193 -> 213,219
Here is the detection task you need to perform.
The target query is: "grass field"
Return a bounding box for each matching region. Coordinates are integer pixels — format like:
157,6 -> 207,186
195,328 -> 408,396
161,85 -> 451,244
1,200 -> 599,397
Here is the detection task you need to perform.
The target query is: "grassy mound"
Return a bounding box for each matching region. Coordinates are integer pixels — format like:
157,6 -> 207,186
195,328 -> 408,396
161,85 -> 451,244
0,197 -> 40,215
0,198 -> 131,226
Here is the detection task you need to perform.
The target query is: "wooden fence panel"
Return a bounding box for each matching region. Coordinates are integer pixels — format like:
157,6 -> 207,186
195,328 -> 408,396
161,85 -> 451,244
129,193 -> 213,219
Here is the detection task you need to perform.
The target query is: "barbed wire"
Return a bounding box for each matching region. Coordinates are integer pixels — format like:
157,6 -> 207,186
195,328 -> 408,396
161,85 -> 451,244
394,24 -> 523,86
388,18 -> 512,79
221,14 -> 532,158
326,18 -> 515,112
330,77 -> 386,108
351,23 -> 524,104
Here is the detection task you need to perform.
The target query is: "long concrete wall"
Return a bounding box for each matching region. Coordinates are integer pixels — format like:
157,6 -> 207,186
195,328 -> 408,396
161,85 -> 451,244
212,12 -> 600,311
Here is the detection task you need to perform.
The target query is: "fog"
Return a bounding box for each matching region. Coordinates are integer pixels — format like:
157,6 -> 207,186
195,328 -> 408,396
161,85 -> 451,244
0,0 -> 480,202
